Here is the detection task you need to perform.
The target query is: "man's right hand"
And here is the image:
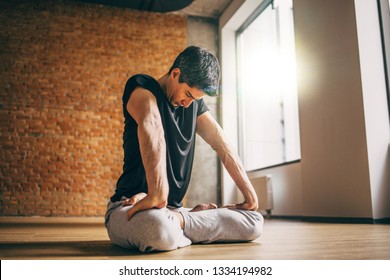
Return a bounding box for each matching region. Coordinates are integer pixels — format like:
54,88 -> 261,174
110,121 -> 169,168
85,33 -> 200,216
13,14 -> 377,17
125,193 -> 167,221
122,192 -> 147,207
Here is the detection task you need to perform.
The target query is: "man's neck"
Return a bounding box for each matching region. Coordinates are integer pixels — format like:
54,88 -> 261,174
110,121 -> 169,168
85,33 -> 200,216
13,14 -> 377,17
157,74 -> 168,97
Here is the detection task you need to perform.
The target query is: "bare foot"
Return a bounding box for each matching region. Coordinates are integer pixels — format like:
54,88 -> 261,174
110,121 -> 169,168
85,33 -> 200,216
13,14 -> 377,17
171,203 -> 218,230
172,212 -> 184,229
190,203 -> 218,212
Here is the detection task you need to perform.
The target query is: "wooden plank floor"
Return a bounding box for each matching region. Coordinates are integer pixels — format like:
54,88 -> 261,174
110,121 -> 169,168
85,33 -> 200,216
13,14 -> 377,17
0,217 -> 389,260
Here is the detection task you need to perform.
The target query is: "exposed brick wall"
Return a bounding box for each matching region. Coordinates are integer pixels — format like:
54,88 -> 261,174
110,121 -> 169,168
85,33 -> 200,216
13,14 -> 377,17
0,0 -> 186,216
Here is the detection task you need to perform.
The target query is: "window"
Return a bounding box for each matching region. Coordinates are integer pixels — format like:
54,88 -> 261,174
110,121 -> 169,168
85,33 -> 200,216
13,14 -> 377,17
236,0 -> 300,171
378,0 -> 390,120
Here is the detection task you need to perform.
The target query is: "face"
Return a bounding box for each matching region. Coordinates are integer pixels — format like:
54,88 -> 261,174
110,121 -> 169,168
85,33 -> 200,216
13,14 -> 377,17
166,68 -> 205,108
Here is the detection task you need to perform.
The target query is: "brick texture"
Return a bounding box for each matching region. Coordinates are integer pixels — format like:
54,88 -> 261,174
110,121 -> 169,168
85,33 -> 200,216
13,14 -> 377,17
0,0 -> 187,216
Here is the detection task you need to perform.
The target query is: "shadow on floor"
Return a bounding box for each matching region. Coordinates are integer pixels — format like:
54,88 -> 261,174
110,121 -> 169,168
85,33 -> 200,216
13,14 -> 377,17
0,240 -> 153,259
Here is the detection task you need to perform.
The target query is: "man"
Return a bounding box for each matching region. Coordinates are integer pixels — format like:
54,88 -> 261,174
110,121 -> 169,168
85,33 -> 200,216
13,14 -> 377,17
105,46 -> 263,252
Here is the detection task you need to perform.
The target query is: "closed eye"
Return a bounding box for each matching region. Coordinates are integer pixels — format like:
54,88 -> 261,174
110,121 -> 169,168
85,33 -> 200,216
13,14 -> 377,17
186,91 -> 196,100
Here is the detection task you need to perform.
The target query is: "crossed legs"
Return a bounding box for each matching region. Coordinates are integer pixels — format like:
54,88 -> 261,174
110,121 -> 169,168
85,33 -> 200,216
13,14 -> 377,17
105,199 -> 264,252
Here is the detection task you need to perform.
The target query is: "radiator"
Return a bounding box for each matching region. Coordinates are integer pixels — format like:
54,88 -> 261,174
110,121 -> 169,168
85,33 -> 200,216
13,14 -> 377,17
250,175 -> 274,216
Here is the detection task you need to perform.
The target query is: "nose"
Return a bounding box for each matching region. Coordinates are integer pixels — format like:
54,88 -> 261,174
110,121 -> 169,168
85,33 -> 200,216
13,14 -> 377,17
181,99 -> 194,108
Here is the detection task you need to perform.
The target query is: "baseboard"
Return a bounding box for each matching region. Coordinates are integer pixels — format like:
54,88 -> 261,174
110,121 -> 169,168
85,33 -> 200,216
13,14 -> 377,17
269,215 -> 390,224
301,216 -> 374,224
373,217 -> 390,224
265,215 -> 302,221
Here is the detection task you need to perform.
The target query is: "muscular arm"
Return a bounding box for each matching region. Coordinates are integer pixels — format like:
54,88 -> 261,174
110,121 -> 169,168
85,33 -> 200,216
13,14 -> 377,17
125,87 -> 169,220
196,112 -> 258,211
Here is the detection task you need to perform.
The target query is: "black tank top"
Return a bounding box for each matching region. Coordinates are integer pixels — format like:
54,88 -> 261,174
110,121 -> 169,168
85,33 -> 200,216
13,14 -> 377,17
110,74 -> 209,207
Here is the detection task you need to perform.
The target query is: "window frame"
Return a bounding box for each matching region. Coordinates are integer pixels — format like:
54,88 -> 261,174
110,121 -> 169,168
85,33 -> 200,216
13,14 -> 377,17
377,0 -> 390,122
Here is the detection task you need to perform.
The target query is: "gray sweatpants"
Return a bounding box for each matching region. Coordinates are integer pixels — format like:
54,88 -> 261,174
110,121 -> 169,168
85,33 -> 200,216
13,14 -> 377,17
105,198 -> 264,252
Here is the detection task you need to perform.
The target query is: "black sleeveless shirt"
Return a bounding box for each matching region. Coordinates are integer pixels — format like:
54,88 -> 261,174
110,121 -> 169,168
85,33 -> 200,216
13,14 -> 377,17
110,74 -> 209,207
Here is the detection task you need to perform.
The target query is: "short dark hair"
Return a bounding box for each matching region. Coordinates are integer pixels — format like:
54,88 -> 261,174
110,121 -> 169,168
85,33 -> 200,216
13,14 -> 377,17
168,46 -> 220,96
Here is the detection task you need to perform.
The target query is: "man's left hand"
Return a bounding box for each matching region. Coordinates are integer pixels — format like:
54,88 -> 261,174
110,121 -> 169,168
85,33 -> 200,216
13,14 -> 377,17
222,201 -> 258,211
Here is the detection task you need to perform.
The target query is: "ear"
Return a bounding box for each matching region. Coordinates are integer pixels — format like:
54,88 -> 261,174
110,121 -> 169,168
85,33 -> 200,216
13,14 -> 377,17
171,68 -> 181,79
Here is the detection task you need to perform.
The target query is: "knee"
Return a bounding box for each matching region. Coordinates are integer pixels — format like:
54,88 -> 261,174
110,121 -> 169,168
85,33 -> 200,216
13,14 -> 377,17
227,209 -> 264,241
246,211 -> 264,240
131,209 -> 182,252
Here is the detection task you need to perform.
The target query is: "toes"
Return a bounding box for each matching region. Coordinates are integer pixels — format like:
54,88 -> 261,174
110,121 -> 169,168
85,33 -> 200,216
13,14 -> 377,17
209,203 -> 218,209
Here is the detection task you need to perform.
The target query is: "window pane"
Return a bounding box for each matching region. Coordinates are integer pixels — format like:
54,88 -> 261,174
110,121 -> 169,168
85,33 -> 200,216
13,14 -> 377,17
237,0 -> 300,171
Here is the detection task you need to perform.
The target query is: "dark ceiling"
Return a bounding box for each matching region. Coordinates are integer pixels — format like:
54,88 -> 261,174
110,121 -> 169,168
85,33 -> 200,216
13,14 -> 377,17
75,0 -> 193,13
74,0 -> 232,19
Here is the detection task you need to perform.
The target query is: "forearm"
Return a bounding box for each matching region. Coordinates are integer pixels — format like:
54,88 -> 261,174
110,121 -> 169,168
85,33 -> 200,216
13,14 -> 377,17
126,121 -> 168,220
197,113 -> 258,209
208,120 -> 257,209
216,142 -> 258,210
137,120 -> 169,206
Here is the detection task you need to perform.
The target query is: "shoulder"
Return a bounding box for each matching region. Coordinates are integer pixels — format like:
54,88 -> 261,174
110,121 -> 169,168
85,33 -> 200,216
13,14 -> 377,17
195,98 -> 209,116
126,74 -> 158,90
127,74 -> 159,104
126,85 -> 160,125
123,74 -> 161,104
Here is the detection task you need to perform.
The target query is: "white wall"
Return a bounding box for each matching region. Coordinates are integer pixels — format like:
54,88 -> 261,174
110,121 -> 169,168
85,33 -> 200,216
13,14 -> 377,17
248,162 -> 302,216
355,0 -> 390,219
294,0 -> 373,218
